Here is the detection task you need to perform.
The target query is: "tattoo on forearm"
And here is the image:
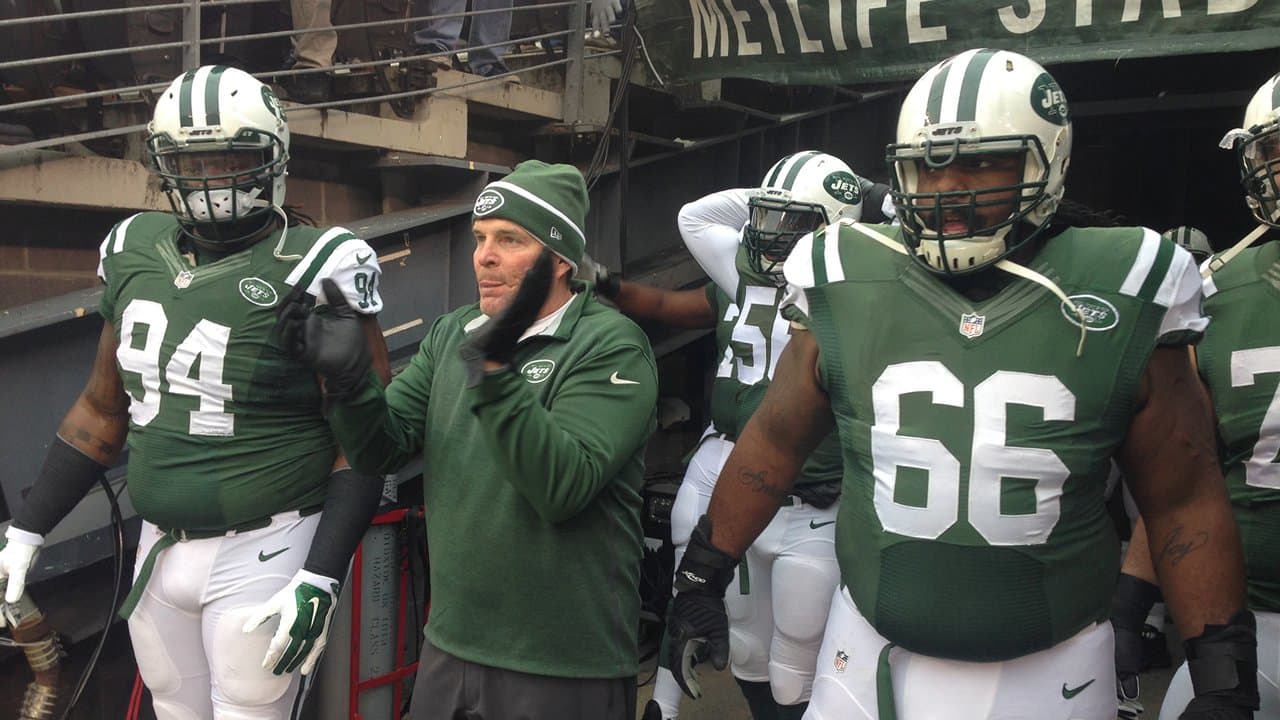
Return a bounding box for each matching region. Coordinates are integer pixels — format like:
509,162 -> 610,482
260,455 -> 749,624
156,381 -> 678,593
737,468 -> 788,500
1157,525 -> 1209,567
61,423 -> 118,461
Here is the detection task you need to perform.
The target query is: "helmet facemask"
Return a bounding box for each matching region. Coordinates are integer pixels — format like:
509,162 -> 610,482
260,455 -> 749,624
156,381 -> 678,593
888,48 -> 1072,277
148,128 -> 287,252
891,134 -> 1054,275
1238,121 -> 1280,227
744,195 -> 828,280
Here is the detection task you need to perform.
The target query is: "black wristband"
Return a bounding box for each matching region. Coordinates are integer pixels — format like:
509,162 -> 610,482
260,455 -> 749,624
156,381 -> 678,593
302,468 -> 385,582
672,515 -> 738,596
1112,573 -> 1161,632
14,436 -> 107,535
1186,609 -> 1260,710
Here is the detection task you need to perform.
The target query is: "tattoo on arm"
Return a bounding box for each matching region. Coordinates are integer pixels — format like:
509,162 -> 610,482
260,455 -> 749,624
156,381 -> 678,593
737,468 -> 789,500
1156,525 -> 1209,567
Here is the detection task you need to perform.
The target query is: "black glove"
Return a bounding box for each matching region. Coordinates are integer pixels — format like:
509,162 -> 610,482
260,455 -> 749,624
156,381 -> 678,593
459,248 -> 555,386
1112,573 -> 1160,715
577,252 -> 621,300
664,515 -> 737,700
1179,610 -> 1259,719
276,278 -> 371,397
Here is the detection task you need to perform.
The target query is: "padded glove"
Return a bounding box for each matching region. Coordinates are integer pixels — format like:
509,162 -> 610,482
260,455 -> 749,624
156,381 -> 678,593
1113,573 -> 1160,718
664,515 -> 737,699
459,248 -> 554,385
276,278 -> 371,397
0,527 -> 43,614
579,252 -> 621,299
242,569 -> 341,675
1180,610 -> 1259,719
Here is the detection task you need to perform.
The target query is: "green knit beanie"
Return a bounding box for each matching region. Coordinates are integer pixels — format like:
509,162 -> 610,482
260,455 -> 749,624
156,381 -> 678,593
472,160 -> 588,271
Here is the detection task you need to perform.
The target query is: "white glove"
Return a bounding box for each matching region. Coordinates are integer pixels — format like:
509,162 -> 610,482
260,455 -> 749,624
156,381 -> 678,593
242,569 -> 341,675
591,0 -> 622,36
0,527 -> 44,616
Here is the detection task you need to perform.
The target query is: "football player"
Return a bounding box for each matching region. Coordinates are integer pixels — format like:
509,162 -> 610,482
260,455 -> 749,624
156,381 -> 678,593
597,153 -> 883,719
0,66 -> 390,718
662,48 -> 1257,720
1124,70 -> 1280,720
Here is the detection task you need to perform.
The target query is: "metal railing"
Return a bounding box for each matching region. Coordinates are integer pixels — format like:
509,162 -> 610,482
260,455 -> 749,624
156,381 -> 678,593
0,0 -> 627,155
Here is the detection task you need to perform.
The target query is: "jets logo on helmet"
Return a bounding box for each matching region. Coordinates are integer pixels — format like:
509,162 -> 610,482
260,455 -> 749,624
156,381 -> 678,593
745,151 -> 865,282
147,66 -> 290,252
888,48 -> 1073,275
1221,71 -> 1280,227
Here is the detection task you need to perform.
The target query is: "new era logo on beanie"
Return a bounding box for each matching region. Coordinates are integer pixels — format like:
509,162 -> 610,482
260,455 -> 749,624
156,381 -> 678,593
473,160 -> 588,271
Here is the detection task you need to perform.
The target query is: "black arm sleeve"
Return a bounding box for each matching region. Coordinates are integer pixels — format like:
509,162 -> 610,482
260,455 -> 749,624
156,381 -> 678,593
13,436 -> 107,535
302,468 -> 385,582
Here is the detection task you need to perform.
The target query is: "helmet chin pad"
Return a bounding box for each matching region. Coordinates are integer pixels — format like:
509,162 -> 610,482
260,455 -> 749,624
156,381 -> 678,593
916,232 -> 1007,273
181,186 -> 265,222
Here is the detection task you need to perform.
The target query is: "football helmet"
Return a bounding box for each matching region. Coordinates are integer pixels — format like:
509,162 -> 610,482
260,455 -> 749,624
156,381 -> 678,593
888,48 -> 1073,275
1161,226 -> 1212,263
146,65 -> 290,251
744,151 -> 864,280
1222,72 -> 1280,227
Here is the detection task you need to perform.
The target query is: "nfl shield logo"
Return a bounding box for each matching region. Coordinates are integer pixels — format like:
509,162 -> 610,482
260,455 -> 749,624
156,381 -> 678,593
959,312 -> 985,339
174,270 -> 194,289
834,650 -> 849,673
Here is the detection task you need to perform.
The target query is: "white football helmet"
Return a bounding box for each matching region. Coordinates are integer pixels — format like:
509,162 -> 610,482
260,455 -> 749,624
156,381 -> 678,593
1222,72 -> 1280,227
146,65 -> 290,250
744,151 -> 864,280
888,48 -> 1073,274
1161,226 -> 1212,263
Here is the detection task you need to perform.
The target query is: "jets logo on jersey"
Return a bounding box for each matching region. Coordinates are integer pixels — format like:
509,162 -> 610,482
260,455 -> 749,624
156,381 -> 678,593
238,277 -> 279,307
473,190 -> 504,215
959,312 -> 986,338
1060,294 -> 1118,332
834,649 -> 849,673
174,270 -> 194,289
520,358 -> 556,384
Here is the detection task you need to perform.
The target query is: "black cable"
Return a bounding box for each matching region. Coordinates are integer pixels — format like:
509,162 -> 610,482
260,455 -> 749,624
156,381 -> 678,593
59,476 -> 126,720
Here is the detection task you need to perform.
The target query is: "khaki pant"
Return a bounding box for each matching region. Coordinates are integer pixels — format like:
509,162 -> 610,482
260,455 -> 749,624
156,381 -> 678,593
289,0 -> 336,69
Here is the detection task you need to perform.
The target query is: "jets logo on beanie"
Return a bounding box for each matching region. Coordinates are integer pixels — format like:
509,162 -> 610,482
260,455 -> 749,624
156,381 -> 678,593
473,160 -> 588,271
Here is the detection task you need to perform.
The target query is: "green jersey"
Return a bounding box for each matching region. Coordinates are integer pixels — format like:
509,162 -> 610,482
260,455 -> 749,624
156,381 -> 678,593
96,212 -> 382,532
785,222 -> 1206,661
1198,239 -> 1280,612
699,236 -> 841,487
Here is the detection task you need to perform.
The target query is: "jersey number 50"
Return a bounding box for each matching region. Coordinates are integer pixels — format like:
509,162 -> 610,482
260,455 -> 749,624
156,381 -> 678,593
872,361 -> 1073,546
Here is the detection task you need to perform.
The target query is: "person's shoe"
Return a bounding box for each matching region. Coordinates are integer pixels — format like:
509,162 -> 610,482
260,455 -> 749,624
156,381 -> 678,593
466,61 -> 521,84
413,44 -> 455,71
282,71 -> 332,103
1139,623 -> 1172,670
640,699 -> 666,720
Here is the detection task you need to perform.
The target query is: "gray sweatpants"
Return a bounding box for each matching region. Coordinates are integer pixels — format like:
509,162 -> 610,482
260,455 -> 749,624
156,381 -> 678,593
409,639 -> 637,720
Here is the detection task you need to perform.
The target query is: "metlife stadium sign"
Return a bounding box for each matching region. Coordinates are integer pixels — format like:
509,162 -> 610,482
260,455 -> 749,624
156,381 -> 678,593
633,0 -> 1280,85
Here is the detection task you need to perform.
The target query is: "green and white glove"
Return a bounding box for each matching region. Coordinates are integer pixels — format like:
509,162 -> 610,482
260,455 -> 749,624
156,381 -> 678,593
242,569 -> 341,675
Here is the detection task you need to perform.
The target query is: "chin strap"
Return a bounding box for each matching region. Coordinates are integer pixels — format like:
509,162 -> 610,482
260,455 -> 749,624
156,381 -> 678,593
846,221 -> 1088,357
1204,223 -> 1271,278
270,205 -> 302,261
